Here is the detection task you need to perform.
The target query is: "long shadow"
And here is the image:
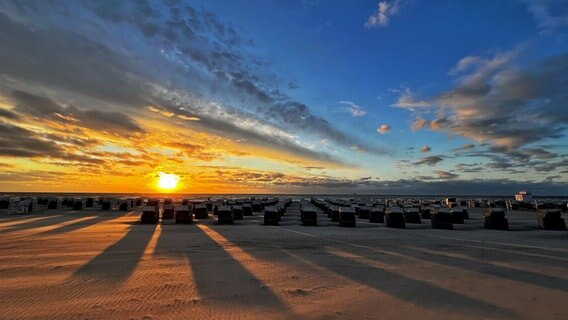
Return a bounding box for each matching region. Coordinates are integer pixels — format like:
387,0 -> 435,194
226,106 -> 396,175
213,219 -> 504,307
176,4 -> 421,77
398,244 -> 568,293
72,223 -> 157,284
153,223 -> 295,316
302,244 -> 519,318
214,226 -> 520,319
34,211 -> 130,236
3,212 -> 88,234
457,243 -> 568,269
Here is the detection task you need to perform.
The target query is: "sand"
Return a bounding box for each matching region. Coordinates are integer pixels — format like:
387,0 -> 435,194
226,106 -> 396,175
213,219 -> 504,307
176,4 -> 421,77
0,202 -> 567,319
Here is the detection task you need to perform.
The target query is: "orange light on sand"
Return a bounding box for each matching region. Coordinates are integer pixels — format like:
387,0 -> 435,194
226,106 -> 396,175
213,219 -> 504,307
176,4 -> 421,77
157,172 -> 180,190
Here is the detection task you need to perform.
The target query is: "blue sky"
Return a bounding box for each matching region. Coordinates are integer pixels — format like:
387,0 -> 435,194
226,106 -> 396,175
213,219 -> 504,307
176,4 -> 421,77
0,0 -> 567,194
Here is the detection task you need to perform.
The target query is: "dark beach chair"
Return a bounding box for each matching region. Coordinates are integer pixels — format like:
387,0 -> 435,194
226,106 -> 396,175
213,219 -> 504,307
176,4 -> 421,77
420,205 -> 432,219
537,209 -> 566,230
483,208 -> 509,230
403,207 -> 422,224
232,205 -> 244,220
339,207 -> 356,227
73,199 -> 84,210
101,200 -> 113,210
331,206 -> 341,222
242,203 -> 253,216
162,204 -> 174,220
369,207 -> 385,223
431,207 -> 453,229
194,204 -> 208,219
358,206 -> 370,219
141,205 -> 159,224
175,205 -> 193,224
301,205 -> 317,226
217,206 -> 234,224
386,206 -> 406,228
451,207 -> 469,223
263,206 -> 279,225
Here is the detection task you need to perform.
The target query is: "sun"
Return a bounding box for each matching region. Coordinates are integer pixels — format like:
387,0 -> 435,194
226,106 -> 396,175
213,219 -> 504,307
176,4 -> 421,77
157,172 -> 180,190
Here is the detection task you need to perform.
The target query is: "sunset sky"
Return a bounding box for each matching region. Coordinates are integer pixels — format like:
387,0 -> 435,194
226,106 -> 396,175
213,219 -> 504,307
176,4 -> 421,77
0,0 -> 567,194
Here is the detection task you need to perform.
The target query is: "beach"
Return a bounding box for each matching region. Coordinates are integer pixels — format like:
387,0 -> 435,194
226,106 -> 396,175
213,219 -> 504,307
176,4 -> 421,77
0,202 -> 566,320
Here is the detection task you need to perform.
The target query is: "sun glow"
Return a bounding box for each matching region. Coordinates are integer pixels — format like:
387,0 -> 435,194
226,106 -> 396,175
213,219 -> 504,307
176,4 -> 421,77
157,172 -> 180,190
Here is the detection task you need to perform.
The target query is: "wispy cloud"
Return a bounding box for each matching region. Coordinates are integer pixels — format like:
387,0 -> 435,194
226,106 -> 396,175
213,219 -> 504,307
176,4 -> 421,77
522,0 -> 568,33
365,0 -> 403,28
392,88 -> 431,109
338,100 -> 367,117
412,155 -> 444,166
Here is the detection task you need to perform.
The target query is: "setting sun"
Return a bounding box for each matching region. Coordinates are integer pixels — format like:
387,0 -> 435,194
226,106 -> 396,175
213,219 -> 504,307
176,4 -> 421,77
157,172 -> 180,190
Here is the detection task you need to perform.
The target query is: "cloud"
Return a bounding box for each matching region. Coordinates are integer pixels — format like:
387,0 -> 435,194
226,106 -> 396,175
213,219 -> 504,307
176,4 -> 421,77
377,124 -> 391,134
420,145 -> 431,153
338,101 -> 367,117
412,155 -> 444,166
365,1 -> 402,28
522,0 -> 568,33
392,88 -> 431,109
350,145 -> 367,154
0,108 -> 19,120
8,90 -> 144,135
453,144 -> 476,152
436,170 -> 459,179
411,118 -> 427,131
0,0 -> 386,169
406,50 -> 567,153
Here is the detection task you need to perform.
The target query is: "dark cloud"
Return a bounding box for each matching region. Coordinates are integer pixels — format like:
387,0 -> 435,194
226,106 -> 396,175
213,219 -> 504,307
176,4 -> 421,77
0,0 -> 385,164
9,90 -> 143,134
436,170 -> 459,179
431,52 -> 568,149
0,108 -> 20,120
452,144 -> 476,153
0,122 -> 66,158
412,155 -> 444,166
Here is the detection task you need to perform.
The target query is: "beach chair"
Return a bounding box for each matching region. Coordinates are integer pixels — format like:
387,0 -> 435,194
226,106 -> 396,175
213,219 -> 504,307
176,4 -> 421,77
358,206 -> 371,219
162,204 -> 174,220
141,205 -> 159,224
403,207 -> 422,224
73,198 -> 85,210
217,206 -> 234,224
537,209 -> 566,230
339,207 -> 356,227
242,203 -> 253,216
330,206 -> 341,222
369,207 -> 385,223
451,207 -> 469,223
175,205 -> 193,224
301,205 -> 317,226
232,205 -> 244,220
431,207 -> 453,229
263,206 -> 279,225
483,208 -> 509,230
194,204 -> 208,219
101,199 -> 113,210
385,206 -> 406,228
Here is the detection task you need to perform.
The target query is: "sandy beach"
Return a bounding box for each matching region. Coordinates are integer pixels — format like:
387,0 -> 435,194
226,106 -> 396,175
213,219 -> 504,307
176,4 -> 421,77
0,202 -> 566,320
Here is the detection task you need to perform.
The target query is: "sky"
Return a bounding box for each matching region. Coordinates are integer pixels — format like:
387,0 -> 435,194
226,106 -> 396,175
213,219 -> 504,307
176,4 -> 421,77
0,0 -> 567,195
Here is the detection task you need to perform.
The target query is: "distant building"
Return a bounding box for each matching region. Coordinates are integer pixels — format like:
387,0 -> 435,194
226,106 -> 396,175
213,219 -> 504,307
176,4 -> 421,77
515,191 -> 533,202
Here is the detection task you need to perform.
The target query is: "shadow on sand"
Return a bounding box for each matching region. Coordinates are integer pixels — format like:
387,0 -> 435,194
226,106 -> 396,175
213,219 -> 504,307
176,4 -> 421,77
3,212 -> 88,234
153,223 -> 296,318
72,223 -> 157,284
213,225 -> 522,319
34,211 -> 130,237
